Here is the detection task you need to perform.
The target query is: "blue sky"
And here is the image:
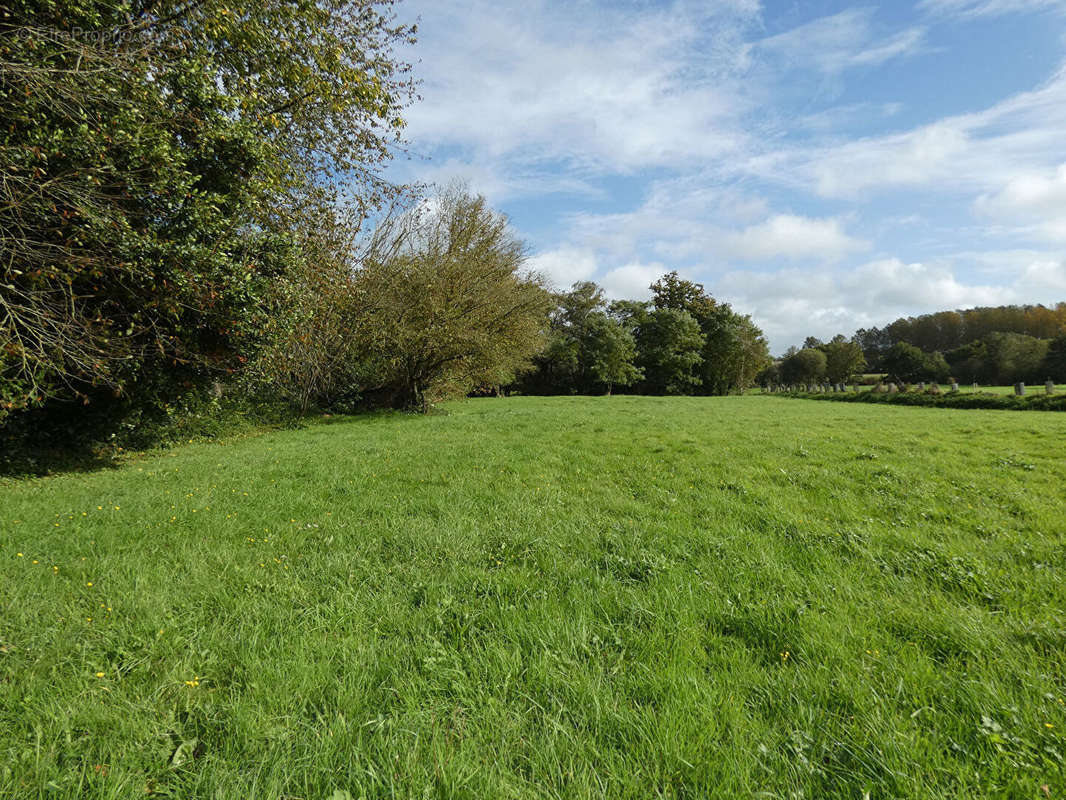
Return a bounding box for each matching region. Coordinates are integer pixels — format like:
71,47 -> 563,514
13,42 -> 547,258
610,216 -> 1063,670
387,0 -> 1066,352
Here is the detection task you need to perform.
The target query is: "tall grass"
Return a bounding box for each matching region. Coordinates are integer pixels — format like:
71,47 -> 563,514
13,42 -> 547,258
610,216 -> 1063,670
1,396 -> 1064,798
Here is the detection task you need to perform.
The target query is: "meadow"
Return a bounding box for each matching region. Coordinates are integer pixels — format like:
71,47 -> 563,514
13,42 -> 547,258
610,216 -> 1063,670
1,396 -> 1065,798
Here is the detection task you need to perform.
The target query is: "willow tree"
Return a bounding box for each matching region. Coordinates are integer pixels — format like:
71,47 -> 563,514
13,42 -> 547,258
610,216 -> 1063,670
353,187 -> 551,411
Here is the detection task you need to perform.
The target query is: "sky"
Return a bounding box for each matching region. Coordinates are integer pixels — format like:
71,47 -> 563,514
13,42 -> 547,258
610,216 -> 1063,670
386,0 -> 1066,353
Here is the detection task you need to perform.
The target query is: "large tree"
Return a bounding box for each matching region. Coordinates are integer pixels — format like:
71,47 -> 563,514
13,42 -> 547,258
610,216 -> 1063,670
780,348 -> 826,385
1043,334 -> 1066,382
822,336 -> 867,383
353,187 -> 551,411
0,0 -> 416,422
649,271 -> 768,394
584,313 -> 642,395
882,342 -> 939,383
637,308 -> 704,395
700,304 -> 770,394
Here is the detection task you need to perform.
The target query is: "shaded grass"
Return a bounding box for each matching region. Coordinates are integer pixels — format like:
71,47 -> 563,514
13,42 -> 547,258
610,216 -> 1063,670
1,396 -> 1065,798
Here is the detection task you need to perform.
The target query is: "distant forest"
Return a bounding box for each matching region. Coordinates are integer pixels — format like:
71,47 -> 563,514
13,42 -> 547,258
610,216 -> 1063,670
783,303 -> 1066,385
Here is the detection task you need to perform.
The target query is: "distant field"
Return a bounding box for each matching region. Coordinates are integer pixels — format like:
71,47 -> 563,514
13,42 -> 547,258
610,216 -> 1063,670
2,396 -> 1065,798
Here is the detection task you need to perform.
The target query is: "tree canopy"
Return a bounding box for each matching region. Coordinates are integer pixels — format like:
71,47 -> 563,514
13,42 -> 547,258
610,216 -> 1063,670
519,272 -> 769,397
1,0 -> 416,421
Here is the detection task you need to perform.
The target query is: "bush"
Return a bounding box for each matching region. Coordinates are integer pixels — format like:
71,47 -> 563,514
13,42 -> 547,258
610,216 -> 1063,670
770,390 -> 1066,412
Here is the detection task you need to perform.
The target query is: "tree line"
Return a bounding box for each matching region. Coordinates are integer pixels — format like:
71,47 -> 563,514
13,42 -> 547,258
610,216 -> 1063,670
1,0 -> 773,451
780,304 -> 1066,386
516,273 -> 770,397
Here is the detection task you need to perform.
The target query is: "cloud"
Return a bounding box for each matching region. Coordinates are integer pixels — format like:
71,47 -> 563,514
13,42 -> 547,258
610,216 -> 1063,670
919,0 -> 1066,18
976,164 -> 1066,240
408,157 -> 603,205
526,247 -> 598,291
721,215 -> 869,261
525,249 -> 681,303
560,179 -> 772,265
391,0 -> 1066,354
401,0 -> 759,175
756,9 -> 927,74
1018,258 -> 1066,291
743,66 -> 1066,199
715,258 -> 1033,350
600,262 -> 670,301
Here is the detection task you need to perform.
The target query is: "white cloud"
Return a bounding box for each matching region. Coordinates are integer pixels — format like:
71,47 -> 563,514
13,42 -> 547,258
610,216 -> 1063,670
401,0 -> 759,175
1018,258 -> 1066,291
976,164 -> 1066,240
756,9 -> 927,74
978,165 -> 1066,214
919,0 -> 1066,18
600,262 -> 670,301
742,66 -> 1066,200
842,259 -> 1007,308
390,0 -> 1066,354
409,157 -> 602,205
721,215 -> 868,261
526,247 -> 598,291
716,258 -> 1033,350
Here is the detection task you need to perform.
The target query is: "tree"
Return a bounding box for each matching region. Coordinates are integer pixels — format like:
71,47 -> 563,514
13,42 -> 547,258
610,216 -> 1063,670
853,327 -> 893,372
882,342 -> 930,383
253,206 -> 371,413
946,341 -> 986,384
547,282 -> 607,393
584,314 -> 642,394
981,332 -> 1049,384
1,0 -> 416,423
700,304 -> 770,394
650,272 -> 716,319
636,308 -> 704,395
780,348 -> 826,384
649,271 -> 769,395
353,187 -> 551,411
1043,334 -> 1066,382
608,300 -> 650,331
822,338 -> 866,383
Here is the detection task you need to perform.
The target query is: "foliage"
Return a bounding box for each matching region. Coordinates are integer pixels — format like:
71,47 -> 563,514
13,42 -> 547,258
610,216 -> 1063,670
352,187 -> 551,410
946,333 -> 1050,384
649,271 -> 718,321
699,304 -> 770,394
883,342 -> 937,382
853,327 -> 893,372
0,0 -> 415,423
1043,334 -> 1066,381
859,304 -> 1066,357
821,336 -> 866,384
517,273 -> 767,397
521,282 -> 642,395
635,307 -> 704,394
838,304 -> 1066,375
583,312 -> 642,394
649,271 -> 768,395
776,388 -> 1066,412
252,207 -> 369,413
780,348 -> 827,384
980,333 -> 1048,384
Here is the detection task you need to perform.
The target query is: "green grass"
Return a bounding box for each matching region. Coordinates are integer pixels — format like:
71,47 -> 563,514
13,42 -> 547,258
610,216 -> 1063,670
2,396 -> 1065,798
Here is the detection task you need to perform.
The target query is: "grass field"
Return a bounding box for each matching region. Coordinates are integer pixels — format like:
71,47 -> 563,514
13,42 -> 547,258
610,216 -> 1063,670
2,396 -> 1065,798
